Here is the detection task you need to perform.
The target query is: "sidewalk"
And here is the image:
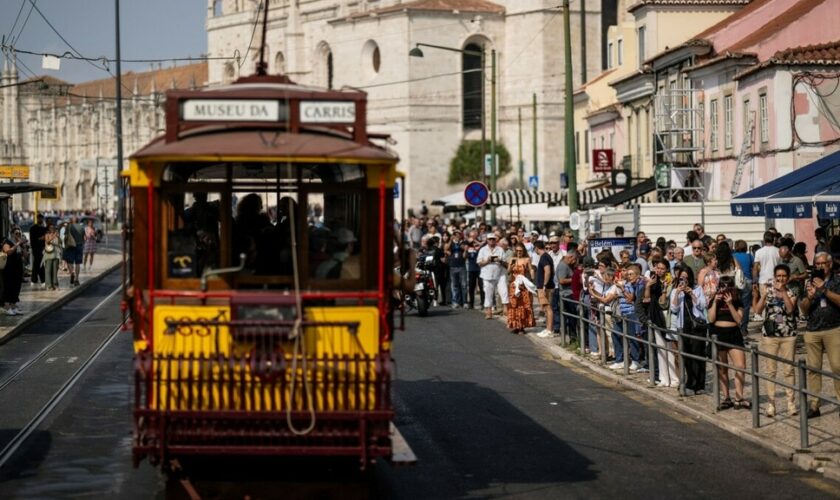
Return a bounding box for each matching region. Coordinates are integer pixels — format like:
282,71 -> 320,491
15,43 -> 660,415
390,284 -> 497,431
465,303 -> 840,481
0,252 -> 123,344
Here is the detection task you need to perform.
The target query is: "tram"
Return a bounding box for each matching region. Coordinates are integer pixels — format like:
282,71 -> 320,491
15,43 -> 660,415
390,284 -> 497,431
125,71 -> 399,470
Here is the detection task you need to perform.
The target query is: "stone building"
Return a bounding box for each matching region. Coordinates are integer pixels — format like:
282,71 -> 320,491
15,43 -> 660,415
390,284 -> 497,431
1,0 -> 616,215
0,58 -> 207,212
206,0 -> 613,210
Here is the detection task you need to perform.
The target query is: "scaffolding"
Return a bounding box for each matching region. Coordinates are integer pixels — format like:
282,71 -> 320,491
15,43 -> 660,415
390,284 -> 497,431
653,87 -> 705,202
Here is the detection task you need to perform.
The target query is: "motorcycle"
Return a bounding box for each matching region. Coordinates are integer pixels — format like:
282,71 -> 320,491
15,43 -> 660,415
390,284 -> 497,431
405,254 -> 438,316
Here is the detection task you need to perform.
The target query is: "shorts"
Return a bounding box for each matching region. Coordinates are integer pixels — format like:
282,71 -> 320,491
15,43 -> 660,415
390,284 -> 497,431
537,288 -> 551,307
712,325 -> 744,349
63,246 -> 83,264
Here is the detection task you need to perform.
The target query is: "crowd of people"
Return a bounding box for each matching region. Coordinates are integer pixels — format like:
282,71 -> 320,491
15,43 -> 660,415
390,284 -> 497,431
0,212 -> 102,316
404,214 -> 840,419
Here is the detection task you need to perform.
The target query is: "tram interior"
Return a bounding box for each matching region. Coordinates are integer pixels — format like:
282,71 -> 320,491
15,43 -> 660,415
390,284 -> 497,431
161,162 -> 367,289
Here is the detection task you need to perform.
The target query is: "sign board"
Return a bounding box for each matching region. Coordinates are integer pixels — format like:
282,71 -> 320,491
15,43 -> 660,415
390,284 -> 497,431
39,185 -> 60,201
592,149 -> 613,172
394,179 -> 400,199
528,175 -> 539,189
464,181 -> 489,208
484,154 -> 500,176
587,237 -> 635,262
182,99 -> 286,122
79,158 -> 119,171
612,169 -> 631,189
0,165 -> 29,179
299,101 -> 356,124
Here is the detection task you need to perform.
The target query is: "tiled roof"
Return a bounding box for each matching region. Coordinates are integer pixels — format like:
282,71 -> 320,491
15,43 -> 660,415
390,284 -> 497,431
628,0 -> 751,12
725,0 -> 825,53
692,0 -> 772,40
344,0 -> 504,19
575,68 -> 617,94
20,75 -> 70,87
771,40 -> 840,64
736,40 -> 840,79
68,62 -> 207,99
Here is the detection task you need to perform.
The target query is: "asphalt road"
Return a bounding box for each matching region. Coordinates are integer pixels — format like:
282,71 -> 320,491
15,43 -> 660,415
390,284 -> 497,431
1,300 -> 839,498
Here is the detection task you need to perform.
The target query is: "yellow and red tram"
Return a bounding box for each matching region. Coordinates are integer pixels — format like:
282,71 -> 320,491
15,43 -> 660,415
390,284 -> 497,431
125,73 -> 399,469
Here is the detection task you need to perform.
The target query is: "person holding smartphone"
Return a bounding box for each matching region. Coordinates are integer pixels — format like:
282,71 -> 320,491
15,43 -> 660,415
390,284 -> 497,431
708,276 -> 747,410
754,264 -> 798,417
800,252 -> 840,419
477,234 -> 508,319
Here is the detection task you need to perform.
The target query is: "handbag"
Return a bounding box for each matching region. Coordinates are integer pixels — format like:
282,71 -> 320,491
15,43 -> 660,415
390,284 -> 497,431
734,268 -> 746,290
64,230 -> 76,249
682,295 -> 708,334
45,243 -> 55,254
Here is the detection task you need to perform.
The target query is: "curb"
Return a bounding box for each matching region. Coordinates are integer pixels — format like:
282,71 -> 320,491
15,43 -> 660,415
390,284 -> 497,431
0,262 -> 123,346
525,334 -> 816,471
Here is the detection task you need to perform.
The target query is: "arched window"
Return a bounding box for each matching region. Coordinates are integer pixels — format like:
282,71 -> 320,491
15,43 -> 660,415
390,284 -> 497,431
327,51 -> 334,89
274,51 -> 286,74
462,43 -> 483,131
212,0 -> 222,16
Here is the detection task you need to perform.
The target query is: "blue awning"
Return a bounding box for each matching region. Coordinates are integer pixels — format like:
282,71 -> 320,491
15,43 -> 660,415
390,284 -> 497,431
815,183 -> 840,219
730,149 -> 840,216
763,164 -> 840,218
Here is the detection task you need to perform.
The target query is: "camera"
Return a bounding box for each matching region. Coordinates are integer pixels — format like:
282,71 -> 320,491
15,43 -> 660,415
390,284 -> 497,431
812,268 -> 826,280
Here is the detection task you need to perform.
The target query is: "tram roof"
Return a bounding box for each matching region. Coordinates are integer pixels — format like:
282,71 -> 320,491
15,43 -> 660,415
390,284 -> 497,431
130,127 -> 398,163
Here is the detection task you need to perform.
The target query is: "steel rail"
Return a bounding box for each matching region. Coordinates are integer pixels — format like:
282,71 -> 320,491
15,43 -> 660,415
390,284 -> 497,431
0,285 -> 123,393
0,321 -> 124,469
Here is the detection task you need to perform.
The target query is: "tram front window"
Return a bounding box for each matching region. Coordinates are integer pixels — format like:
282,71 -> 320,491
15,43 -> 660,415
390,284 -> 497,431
162,162 -> 366,288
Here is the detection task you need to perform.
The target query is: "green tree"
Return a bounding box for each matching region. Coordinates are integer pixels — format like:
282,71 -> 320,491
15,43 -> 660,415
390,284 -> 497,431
448,140 -> 512,185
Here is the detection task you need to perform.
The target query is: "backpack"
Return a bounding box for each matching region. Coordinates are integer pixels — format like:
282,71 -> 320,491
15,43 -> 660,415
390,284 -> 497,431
64,229 -> 77,248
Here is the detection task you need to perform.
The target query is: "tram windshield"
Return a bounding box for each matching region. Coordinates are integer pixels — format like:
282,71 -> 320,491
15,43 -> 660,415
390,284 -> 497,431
161,162 -> 367,288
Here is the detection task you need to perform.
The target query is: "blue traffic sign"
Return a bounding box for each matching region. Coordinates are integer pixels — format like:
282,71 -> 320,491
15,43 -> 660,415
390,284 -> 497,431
528,175 -> 539,189
464,181 -> 489,208
394,180 -> 400,199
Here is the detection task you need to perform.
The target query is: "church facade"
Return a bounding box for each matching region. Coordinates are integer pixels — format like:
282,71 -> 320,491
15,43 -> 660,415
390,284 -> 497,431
0,0 -> 611,214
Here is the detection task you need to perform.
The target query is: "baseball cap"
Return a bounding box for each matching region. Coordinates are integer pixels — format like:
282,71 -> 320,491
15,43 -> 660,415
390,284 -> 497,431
486,234 -> 498,240
639,243 -> 651,254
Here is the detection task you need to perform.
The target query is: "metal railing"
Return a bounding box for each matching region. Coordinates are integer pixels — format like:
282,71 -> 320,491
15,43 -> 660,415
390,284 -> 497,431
554,295 -> 840,449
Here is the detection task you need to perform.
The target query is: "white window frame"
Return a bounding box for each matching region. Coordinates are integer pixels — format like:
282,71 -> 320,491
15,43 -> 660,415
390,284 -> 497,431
617,39 -> 624,66
724,95 -> 734,150
637,26 -> 646,66
607,42 -> 613,68
710,99 -> 719,151
759,93 -> 769,144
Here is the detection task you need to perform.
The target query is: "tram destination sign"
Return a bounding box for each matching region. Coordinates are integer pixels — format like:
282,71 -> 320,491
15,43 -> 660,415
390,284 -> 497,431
181,99 -> 288,122
300,101 -> 356,124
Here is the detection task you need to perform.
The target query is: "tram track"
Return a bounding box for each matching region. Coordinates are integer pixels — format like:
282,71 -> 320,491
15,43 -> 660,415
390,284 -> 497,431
0,286 -> 122,394
0,272 -> 126,471
0,322 -> 123,469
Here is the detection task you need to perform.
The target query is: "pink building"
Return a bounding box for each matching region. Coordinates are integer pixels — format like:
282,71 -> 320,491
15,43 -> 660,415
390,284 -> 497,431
684,0 -> 840,247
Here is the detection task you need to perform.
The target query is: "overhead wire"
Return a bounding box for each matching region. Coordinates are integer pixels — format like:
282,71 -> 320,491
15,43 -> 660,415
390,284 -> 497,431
6,0 -> 27,42
1,44 -> 239,65
238,0 -> 263,69
11,0 -> 36,45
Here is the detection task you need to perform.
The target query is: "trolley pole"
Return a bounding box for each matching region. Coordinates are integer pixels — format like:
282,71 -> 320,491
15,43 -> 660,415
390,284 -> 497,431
114,0 -> 125,227
518,107 -> 523,188
480,49 -> 487,224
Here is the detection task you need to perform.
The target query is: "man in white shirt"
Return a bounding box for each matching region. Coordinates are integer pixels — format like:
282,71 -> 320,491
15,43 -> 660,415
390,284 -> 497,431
477,234 -> 508,319
754,231 -> 780,285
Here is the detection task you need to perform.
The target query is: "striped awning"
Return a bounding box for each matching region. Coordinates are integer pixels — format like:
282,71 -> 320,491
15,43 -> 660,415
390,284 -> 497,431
489,189 -> 562,205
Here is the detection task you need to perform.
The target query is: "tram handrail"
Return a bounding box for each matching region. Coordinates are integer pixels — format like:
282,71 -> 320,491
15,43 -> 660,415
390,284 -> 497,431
555,294 -> 840,449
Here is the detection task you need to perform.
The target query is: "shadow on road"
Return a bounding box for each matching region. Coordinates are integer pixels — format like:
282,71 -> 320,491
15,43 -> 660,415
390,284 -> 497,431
381,378 -> 597,498
0,430 -> 52,482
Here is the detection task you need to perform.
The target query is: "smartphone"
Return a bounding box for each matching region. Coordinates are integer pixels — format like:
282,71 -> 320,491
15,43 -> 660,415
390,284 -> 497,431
813,269 -> 826,280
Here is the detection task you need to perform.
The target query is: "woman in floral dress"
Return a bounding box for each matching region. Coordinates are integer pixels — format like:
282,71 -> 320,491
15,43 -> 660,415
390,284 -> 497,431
507,242 -> 536,334
83,219 -> 97,271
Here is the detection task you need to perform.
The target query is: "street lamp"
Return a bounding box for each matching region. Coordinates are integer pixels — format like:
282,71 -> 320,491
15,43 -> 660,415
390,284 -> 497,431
409,42 -> 497,224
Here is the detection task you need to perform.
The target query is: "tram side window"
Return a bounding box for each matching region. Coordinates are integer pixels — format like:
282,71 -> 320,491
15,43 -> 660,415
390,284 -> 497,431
167,191 -> 222,278
309,192 -> 362,280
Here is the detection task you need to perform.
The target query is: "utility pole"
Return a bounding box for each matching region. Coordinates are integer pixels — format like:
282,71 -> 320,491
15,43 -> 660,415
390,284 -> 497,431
490,49 -> 497,224
580,0 -> 587,84
532,93 -> 538,181
518,107 -> 523,188
563,0 -> 578,212
114,0 -> 124,227
480,49 -> 487,224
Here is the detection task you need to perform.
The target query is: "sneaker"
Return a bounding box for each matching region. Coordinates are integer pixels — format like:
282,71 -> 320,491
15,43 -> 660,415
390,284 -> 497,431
589,352 -> 601,359
629,361 -> 640,371
656,380 -> 668,387
12,308 -> 22,315
636,366 -> 650,373
669,381 -> 680,388
608,362 -> 624,370
536,329 -> 553,338
788,403 -> 798,416
5,309 -> 17,316
765,404 -> 776,418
